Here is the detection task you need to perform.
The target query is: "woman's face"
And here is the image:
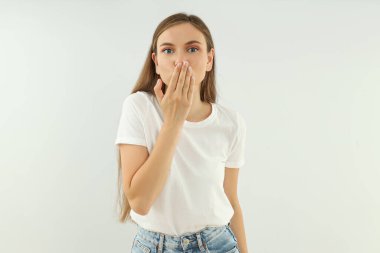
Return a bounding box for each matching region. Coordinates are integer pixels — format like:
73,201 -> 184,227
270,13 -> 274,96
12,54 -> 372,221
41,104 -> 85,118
152,23 -> 214,88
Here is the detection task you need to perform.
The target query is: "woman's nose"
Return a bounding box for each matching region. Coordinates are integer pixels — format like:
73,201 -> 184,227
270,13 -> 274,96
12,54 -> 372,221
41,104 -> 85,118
174,59 -> 189,66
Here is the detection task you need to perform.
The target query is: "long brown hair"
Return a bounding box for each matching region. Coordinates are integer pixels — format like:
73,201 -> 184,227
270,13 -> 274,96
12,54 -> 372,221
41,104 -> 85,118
116,12 -> 218,223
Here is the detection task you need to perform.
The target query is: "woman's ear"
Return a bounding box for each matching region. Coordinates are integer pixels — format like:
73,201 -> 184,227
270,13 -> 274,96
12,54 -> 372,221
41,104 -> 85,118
152,52 -> 159,74
206,48 -> 215,72
151,52 -> 156,64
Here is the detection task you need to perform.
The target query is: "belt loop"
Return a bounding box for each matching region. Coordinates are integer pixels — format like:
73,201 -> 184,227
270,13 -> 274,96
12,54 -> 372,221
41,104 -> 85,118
157,233 -> 164,253
196,232 -> 207,252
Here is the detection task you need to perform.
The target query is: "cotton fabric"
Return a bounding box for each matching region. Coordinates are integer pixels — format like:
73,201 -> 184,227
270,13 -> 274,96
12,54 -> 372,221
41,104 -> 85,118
115,91 -> 246,236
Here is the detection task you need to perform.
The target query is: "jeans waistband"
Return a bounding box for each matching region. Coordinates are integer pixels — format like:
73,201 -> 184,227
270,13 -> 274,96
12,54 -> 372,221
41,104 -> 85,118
136,222 -> 231,246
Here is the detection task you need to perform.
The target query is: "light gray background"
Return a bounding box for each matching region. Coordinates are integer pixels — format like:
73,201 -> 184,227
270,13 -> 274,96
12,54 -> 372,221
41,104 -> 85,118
1,0 -> 379,252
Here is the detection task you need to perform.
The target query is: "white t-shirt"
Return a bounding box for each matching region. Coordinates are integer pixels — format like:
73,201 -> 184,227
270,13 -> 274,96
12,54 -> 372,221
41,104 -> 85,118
114,91 -> 246,236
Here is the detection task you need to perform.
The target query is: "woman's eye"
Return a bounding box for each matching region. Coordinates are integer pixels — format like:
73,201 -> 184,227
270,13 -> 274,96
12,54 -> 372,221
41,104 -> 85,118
162,49 -> 173,54
162,47 -> 198,54
188,47 -> 198,53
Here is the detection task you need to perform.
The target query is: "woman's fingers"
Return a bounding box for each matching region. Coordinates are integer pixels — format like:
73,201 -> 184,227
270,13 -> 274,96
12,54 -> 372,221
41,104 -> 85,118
153,78 -> 163,103
166,62 -> 182,95
165,61 -> 192,102
182,65 -> 192,96
156,61 -> 194,126
187,75 -> 195,102
174,61 -> 189,96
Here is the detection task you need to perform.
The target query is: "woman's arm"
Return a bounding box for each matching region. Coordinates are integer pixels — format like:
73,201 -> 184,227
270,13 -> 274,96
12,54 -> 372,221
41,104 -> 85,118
126,123 -> 182,215
224,167 -> 249,253
230,203 -> 249,253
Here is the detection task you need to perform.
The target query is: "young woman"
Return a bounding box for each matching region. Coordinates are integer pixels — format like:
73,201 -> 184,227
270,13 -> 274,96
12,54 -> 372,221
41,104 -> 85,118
115,12 -> 248,253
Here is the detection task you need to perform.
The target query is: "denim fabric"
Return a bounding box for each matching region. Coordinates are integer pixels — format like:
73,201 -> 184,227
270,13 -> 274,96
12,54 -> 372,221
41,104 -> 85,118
131,222 -> 240,253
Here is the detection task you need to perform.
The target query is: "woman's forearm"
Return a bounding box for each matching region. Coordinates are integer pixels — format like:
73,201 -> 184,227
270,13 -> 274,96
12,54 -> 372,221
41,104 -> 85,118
230,203 -> 249,253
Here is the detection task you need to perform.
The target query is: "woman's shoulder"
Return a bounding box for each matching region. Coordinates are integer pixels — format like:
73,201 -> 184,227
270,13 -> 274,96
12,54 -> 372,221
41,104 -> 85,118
122,91 -> 152,112
215,102 -> 243,123
135,91 -> 156,107
126,90 -> 151,101
215,102 -> 246,133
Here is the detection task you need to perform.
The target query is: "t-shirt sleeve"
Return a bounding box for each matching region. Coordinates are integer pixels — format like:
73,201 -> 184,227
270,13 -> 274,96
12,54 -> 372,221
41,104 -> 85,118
225,112 -> 247,168
114,95 -> 147,147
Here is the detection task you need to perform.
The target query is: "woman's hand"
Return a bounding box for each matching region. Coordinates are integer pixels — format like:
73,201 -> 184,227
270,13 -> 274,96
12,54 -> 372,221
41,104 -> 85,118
154,61 -> 195,127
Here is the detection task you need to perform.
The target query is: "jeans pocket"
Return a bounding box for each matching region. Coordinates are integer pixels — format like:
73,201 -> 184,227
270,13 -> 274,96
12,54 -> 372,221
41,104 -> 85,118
131,237 -> 152,253
205,226 -> 237,253
225,245 -> 240,253
226,225 -> 238,243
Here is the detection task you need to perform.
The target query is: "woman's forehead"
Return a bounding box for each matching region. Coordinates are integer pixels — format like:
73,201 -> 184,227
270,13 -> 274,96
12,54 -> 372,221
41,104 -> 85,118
157,23 -> 206,45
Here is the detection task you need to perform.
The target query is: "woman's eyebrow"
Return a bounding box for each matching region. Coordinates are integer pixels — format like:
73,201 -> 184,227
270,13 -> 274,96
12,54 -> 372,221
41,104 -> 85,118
159,40 -> 201,47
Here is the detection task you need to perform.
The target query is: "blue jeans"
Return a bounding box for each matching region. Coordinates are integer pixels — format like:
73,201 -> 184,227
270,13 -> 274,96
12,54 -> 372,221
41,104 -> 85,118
131,222 -> 240,253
